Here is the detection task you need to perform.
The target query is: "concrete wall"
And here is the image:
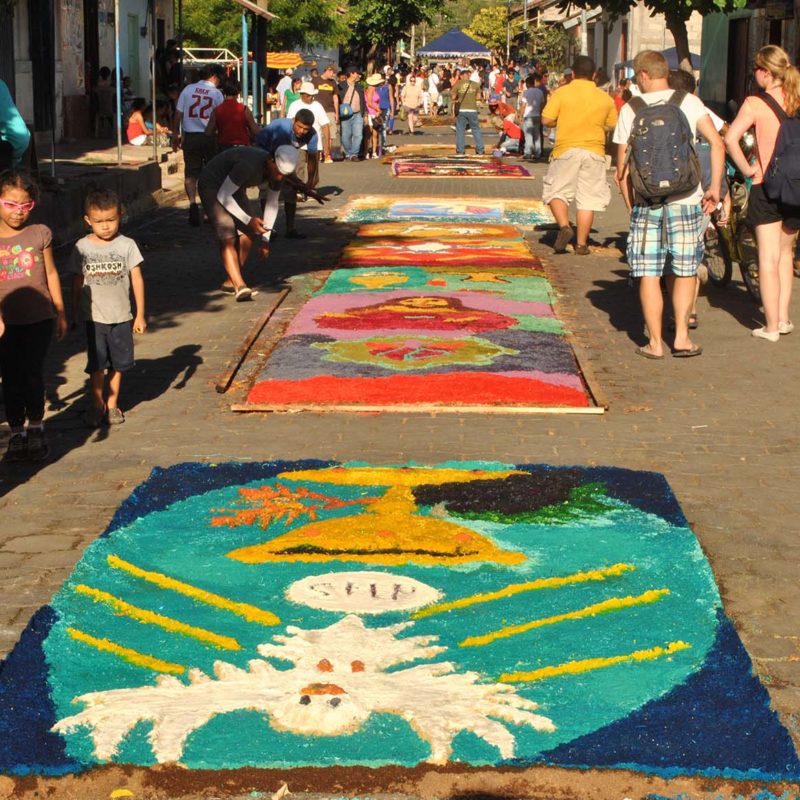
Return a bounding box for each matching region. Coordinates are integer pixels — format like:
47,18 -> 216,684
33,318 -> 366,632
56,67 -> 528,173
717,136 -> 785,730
699,2 -> 799,115
629,5 -> 703,55
96,0 -> 150,95
13,0 -> 34,125
12,0 -> 174,141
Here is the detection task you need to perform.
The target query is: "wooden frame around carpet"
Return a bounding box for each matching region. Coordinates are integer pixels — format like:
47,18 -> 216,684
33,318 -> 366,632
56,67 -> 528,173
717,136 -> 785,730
231,236 -> 606,416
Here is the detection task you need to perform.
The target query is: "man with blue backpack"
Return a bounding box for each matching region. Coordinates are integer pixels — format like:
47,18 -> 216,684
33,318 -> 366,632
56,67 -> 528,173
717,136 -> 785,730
613,50 -> 725,360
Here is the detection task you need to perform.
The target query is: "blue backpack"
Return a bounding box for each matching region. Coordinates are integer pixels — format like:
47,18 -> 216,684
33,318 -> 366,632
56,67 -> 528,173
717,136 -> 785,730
760,92 -> 800,207
625,90 -> 702,251
626,90 -> 701,206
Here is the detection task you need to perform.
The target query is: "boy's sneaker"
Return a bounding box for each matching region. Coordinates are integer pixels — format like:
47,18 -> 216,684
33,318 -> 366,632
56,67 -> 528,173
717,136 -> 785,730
188,203 -> 200,227
107,407 -> 125,425
84,404 -> 106,428
4,433 -> 27,463
26,428 -> 49,462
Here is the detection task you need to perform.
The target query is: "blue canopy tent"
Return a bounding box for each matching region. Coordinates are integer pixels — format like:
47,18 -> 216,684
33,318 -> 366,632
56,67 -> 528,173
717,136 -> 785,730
417,28 -> 491,60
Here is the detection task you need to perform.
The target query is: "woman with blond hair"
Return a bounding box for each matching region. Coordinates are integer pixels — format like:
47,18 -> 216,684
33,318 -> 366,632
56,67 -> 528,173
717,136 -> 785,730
725,45 -> 800,341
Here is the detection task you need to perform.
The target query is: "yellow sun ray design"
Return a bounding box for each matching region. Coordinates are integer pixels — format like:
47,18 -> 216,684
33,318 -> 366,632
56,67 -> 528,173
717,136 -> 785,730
459,589 -> 670,648
412,563 -> 635,620
74,584 -> 242,650
107,555 -> 280,626
499,641 -> 692,683
67,628 -> 186,674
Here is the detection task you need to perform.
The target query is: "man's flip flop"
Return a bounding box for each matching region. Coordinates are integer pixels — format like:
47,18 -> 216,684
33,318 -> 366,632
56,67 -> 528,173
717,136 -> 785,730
220,284 -> 236,295
672,345 -> 703,358
635,346 -> 663,360
235,286 -> 253,302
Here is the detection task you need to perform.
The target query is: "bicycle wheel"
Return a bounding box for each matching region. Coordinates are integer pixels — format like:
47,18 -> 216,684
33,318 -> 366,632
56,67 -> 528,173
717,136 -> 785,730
703,222 -> 733,286
735,223 -> 761,303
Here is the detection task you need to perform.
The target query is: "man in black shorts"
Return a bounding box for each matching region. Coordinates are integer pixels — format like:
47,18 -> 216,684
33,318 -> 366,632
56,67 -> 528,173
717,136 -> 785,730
172,65 -> 225,226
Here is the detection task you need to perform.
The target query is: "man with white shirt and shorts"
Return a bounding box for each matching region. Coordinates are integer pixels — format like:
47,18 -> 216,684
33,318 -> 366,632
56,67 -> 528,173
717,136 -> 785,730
613,50 -> 724,360
172,65 -> 225,226
286,82 -> 330,197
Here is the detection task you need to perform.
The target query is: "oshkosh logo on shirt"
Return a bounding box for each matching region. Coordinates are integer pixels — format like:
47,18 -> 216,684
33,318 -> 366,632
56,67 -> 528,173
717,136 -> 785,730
84,258 -> 126,284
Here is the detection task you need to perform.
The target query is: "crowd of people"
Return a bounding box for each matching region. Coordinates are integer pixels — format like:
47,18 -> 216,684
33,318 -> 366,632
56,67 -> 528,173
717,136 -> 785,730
2,41 -> 800,463
542,45 -> 800,359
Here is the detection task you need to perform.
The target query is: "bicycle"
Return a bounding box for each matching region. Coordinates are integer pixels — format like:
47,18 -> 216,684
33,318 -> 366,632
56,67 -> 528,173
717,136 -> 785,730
703,132 -> 761,302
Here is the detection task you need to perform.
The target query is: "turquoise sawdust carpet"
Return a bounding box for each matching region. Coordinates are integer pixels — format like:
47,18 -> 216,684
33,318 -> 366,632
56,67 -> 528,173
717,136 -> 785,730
0,461 -> 797,782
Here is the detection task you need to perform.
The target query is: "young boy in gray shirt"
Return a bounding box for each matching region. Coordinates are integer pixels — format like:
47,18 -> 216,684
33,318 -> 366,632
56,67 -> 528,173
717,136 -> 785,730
69,189 -> 146,426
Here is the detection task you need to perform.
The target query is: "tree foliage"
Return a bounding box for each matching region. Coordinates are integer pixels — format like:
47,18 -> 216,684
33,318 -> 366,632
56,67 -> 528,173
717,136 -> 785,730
183,0 -> 243,51
270,0 -> 350,50
183,0 -> 349,52
465,6 -> 508,60
528,24 -> 569,74
348,0 -> 446,51
557,0 -> 747,70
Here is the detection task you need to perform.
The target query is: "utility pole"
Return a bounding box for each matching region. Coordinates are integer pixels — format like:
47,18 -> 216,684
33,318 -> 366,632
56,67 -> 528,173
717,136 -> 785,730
506,0 -> 511,62
523,0 -> 528,56
580,9 -> 588,56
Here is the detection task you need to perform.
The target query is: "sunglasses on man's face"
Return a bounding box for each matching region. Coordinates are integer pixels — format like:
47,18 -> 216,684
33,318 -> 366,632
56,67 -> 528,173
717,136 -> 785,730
0,199 -> 35,213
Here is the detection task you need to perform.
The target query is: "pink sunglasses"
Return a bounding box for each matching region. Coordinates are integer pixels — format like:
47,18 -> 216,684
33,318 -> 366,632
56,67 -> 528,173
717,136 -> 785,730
0,198 -> 36,213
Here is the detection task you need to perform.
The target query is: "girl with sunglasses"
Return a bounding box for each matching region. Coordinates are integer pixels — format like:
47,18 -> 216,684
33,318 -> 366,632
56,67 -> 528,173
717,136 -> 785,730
0,170 -> 67,462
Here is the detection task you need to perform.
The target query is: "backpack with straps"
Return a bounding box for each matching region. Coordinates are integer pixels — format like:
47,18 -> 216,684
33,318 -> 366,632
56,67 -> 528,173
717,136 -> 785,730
625,90 -> 702,252
626,90 -> 701,206
760,92 -> 800,206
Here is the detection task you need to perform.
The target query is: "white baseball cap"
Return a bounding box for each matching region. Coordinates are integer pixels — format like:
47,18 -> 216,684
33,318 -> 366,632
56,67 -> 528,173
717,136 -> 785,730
299,81 -> 318,95
274,144 -> 299,175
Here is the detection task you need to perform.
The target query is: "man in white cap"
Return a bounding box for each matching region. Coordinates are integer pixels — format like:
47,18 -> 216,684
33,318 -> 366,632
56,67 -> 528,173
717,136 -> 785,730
198,141 -> 324,300
286,81 -> 330,183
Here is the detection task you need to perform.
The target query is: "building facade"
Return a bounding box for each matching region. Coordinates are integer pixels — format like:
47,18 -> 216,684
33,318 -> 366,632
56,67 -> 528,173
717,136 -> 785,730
700,2 -> 799,118
3,0 -> 174,143
532,0 -> 703,83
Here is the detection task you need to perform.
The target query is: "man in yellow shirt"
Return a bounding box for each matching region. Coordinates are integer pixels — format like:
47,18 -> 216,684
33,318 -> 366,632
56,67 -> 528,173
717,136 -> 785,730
541,56 -> 617,254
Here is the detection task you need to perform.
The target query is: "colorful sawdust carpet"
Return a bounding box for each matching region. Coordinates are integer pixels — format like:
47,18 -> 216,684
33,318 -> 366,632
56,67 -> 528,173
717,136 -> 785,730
0,460 -> 797,780
392,159 -> 533,179
242,223 -> 593,411
338,195 -> 554,226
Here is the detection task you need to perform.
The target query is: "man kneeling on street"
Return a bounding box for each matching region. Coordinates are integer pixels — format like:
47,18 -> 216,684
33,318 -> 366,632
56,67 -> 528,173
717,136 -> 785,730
198,131 -> 325,302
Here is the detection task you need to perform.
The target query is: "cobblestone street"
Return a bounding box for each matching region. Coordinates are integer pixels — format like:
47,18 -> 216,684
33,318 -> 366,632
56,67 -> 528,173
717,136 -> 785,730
1,130 -> 799,797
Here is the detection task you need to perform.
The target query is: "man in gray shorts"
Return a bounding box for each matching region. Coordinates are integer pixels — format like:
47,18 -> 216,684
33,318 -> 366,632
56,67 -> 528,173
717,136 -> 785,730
198,144 -> 325,301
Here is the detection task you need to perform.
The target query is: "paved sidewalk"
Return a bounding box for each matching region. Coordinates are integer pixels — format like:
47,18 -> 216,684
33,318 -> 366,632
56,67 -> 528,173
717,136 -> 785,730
1,129 -> 799,792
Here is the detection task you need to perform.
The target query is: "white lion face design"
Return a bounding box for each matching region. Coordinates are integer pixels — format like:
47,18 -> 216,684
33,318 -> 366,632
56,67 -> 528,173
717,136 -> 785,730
53,616 -> 555,764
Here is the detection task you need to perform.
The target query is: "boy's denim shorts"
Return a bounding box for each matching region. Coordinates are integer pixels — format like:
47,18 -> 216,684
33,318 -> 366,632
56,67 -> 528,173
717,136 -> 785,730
627,204 -> 705,278
85,320 -> 134,373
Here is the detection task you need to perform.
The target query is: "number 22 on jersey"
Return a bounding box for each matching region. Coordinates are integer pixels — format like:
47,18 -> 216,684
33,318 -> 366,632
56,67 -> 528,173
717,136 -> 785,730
188,94 -> 214,119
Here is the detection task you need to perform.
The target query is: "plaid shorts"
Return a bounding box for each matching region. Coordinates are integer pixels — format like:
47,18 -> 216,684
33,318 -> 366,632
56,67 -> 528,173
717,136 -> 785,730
627,204 -> 705,278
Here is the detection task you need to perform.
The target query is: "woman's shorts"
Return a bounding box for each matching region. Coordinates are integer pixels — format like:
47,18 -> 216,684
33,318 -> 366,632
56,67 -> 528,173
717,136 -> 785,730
746,183 -> 800,231
85,320 -> 134,373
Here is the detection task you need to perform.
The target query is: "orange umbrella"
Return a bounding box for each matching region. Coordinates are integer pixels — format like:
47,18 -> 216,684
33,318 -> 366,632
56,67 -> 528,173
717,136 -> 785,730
267,52 -> 304,69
